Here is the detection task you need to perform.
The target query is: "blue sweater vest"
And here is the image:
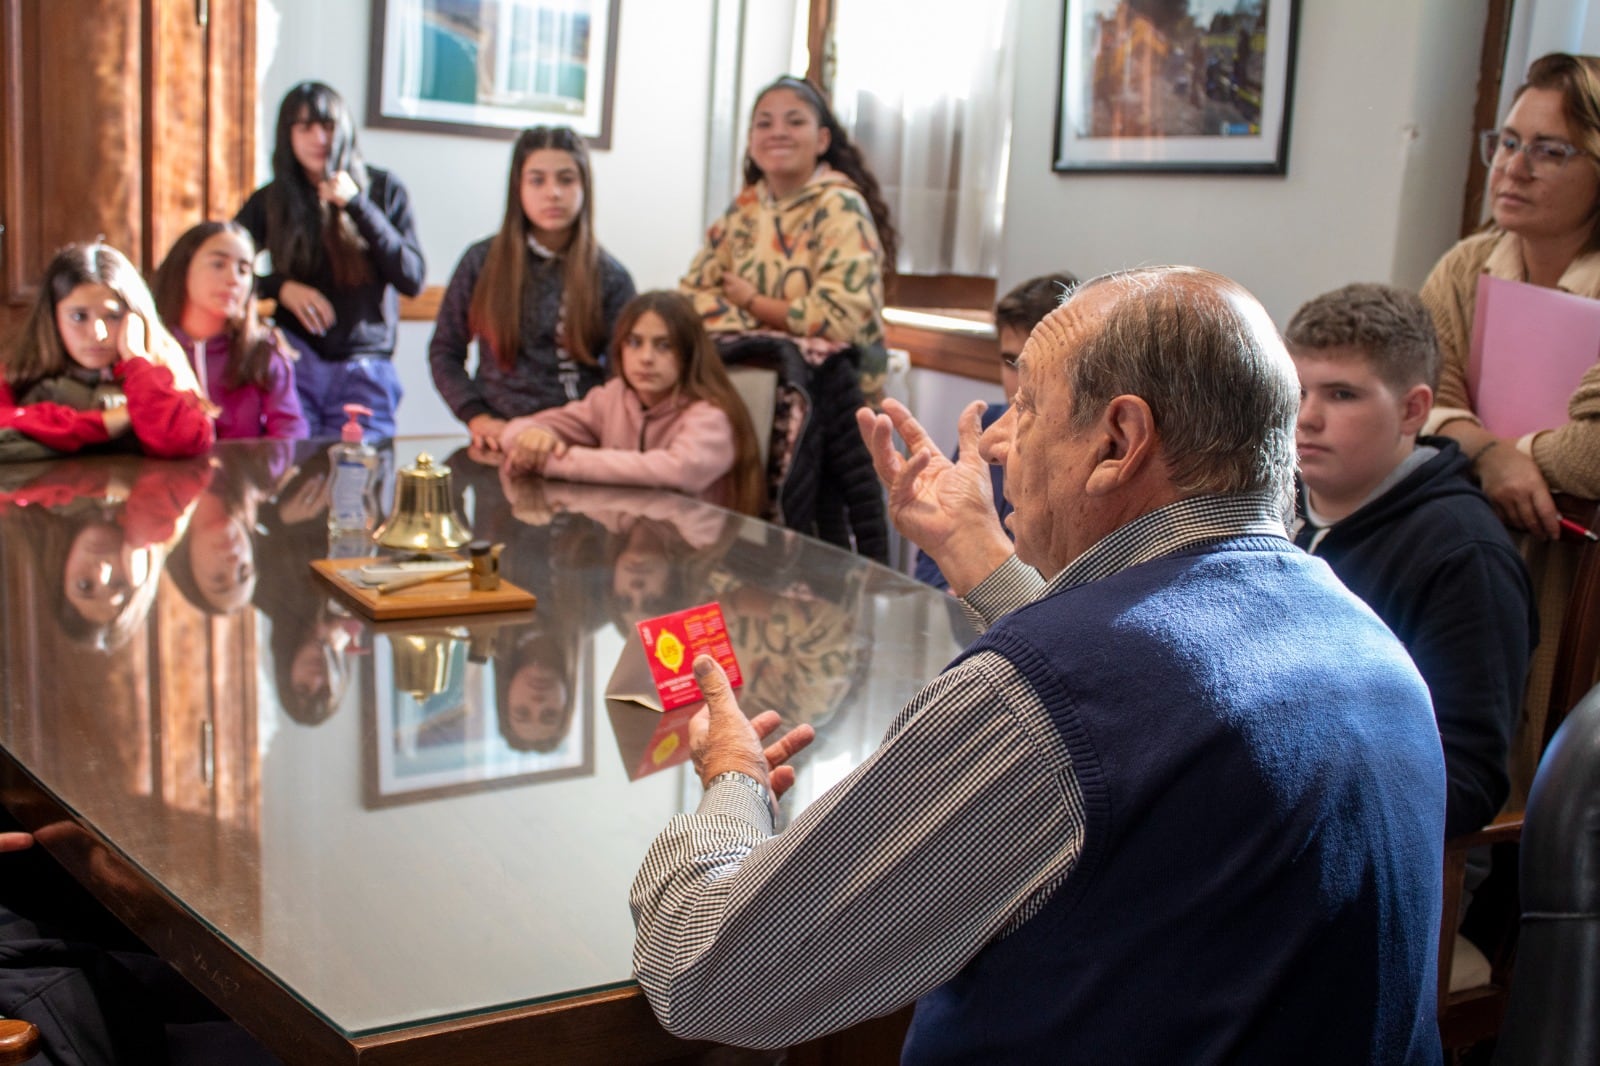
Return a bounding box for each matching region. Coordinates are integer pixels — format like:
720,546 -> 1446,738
902,537 -> 1445,1066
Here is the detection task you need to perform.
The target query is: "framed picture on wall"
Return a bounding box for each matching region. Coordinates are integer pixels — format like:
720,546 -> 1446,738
1053,0 -> 1301,173
367,0 -> 620,147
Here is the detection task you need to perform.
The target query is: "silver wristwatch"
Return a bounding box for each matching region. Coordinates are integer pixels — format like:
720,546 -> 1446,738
707,770 -> 770,808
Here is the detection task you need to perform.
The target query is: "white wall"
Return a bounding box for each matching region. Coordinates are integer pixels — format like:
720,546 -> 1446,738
1000,0 -> 1490,325
256,0 -> 718,435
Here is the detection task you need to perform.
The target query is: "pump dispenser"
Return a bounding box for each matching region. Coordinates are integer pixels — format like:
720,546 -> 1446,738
327,404 -> 381,541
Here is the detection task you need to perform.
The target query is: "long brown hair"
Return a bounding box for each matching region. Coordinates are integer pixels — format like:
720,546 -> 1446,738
470,126 -> 606,371
612,291 -> 766,517
1514,53 -> 1600,248
154,221 -> 283,392
743,75 -> 898,270
3,242 -> 204,398
265,82 -> 373,289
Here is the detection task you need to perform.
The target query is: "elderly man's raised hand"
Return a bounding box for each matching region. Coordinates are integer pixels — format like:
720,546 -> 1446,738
856,398 -> 1015,594
689,655 -> 814,800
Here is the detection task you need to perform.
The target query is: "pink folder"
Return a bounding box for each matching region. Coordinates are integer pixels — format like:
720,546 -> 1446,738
1469,274 -> 1600,438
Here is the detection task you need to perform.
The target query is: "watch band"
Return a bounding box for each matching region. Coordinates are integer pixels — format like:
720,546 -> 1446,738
707,770 -> 770,808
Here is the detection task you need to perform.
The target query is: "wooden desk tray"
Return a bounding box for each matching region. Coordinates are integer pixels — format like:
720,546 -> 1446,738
310,557 -> 537,621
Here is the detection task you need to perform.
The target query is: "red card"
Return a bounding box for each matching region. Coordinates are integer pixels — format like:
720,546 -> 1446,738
635,601 -> 742,712
633,704 -> 699,778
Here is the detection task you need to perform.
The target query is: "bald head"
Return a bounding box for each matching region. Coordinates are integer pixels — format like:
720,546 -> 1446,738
1048,267 -> 1298,511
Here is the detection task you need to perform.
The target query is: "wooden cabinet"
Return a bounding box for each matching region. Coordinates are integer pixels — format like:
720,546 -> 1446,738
0,0 -> 255,337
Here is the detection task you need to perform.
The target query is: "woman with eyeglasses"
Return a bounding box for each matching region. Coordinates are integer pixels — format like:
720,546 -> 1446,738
1420,52 -> 1600,534
1420,52 -> 1600,810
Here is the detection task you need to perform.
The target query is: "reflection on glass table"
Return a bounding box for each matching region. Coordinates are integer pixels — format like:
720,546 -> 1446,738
0,437 -> 976,1062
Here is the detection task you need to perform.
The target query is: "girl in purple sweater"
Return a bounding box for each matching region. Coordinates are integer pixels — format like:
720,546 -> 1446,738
154,221 -> 308,440
501,291 -> 765,515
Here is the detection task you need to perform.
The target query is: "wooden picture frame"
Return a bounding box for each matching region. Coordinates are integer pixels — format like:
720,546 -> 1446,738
1053,0 -> 1300,174
366,0 -> 620,148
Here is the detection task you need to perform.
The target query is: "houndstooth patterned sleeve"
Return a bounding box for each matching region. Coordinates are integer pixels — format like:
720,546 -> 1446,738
629,649 -> 1085,1048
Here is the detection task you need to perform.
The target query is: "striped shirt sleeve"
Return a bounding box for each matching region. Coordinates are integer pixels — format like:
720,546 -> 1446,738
629,650 -> 1086,1048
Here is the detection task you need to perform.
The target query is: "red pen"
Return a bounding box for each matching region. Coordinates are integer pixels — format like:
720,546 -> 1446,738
1559,517 -> 1600,542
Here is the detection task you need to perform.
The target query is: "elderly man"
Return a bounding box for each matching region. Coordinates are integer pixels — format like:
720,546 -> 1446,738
631,267 -> 1445,1064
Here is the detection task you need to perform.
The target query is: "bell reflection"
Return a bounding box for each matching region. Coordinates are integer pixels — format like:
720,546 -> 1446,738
388,626 -> 471,702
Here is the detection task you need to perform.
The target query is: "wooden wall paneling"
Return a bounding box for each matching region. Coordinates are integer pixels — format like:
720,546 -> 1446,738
146,0 -> 207,269
203,0 -> 256,221
0,0 -> 143,338
1461,0 -> 1515,238
0,0 -> 255,336
40,1 -> 144,259
0,0 -> 24,326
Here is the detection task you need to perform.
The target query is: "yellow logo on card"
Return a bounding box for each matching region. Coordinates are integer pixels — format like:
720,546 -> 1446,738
654,631 -> 685,672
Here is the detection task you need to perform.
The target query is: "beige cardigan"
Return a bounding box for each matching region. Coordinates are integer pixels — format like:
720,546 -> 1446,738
1419,229 -> 1600,497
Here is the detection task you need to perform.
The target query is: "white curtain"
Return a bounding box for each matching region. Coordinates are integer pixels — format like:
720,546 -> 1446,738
830,0 -> 1017,277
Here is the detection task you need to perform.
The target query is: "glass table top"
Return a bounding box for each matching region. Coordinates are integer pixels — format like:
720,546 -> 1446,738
0,438 -> 975,1037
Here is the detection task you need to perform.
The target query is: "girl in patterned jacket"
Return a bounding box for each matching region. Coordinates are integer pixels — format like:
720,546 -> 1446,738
680,75 -> 897,400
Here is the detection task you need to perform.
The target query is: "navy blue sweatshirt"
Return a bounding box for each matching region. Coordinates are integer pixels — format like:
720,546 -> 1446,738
1295,438 -> 1535,839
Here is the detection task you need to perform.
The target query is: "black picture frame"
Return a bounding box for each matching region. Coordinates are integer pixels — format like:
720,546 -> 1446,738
366,0 -> 620,149
1053,0 -> 1301,174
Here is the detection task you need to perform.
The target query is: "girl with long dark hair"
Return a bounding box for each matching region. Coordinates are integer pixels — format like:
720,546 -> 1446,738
154,220 -> 307,440
429,125 -> 635,452
500,290 -> 766,515
679,75 -> 896,398
236,81 -> 425,438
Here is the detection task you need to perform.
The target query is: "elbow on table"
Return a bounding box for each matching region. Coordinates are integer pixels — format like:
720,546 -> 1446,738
640,979 -> 793,1050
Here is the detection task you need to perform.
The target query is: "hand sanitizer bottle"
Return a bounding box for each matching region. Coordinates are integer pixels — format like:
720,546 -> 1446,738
328,404 -> 380,539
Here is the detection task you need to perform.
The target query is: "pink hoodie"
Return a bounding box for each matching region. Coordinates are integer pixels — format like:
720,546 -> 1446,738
499,378 -> 738,507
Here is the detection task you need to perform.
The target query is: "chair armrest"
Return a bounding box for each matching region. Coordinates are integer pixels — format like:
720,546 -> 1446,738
0,1018 -> 40,1065
1447,811 -> 1524,853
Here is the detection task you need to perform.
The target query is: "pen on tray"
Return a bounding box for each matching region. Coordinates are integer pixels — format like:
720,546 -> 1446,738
1559,517 -> 1600,542
377,564 -> 471,595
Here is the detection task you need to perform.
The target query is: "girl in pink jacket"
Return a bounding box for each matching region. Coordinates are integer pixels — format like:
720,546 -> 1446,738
501,291 -> 766,515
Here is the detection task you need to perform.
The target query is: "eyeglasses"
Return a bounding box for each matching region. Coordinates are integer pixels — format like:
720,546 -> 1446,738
1479,129 -> 1586,173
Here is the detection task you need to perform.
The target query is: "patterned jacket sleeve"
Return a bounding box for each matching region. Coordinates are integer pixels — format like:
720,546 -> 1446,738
680,204 -> 750,331
117,357 -> 216,458
786,188 -> 883,343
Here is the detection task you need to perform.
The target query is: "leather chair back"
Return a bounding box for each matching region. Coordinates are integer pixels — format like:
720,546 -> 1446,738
1493,681 -> 1600,1065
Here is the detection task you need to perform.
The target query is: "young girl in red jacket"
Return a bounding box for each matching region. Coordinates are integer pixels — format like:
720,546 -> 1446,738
501,291 -> 766,515
0,242 -> 215,461
153,221 -> 309,440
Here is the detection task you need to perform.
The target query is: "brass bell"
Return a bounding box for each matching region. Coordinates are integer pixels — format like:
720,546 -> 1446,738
374,452 -> 472,553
